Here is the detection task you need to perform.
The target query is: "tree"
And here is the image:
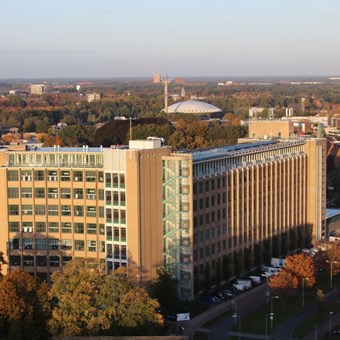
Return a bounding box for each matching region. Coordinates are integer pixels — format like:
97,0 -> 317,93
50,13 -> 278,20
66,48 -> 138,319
0,269 -> 50,339
152,267 -> 179,312
315,289 -> 325,313
325,242 -> 340,276
284,253 -> 316,287
49,259 -> 163,337
48,259 -> 109,337
268,270 -> 298,310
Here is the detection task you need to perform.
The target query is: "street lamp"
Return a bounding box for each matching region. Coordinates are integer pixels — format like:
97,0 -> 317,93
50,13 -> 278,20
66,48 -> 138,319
314,325 -> 318,340
302,277 -> 309,307
270,295 -> 279,328
329,311 -> 334,337
262,273 -> 270,304
232,313 -> 241,340
326,260 -> 338,289
265,313 -> 274,339
232,298 -> 237,325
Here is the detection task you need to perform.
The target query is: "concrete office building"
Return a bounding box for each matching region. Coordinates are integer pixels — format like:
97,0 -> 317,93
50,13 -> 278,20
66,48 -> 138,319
0,126 -> 326,300
30,84 -> 46,95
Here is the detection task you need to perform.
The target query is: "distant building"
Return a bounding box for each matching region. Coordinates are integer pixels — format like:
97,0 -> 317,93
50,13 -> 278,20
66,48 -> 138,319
174,77 -> 185,84
152,72 -> 161,84
30,84 -> 45,95
286,107 -> 294,117
249,107 -> 264,118
225,80 -> 233,86
86,93 -> 101,103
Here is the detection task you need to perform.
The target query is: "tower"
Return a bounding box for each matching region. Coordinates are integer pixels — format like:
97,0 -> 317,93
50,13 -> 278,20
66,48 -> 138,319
163,75 -> 168,113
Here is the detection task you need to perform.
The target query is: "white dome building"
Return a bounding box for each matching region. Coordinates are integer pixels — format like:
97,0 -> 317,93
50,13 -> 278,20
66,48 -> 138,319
164,100 -> 222,115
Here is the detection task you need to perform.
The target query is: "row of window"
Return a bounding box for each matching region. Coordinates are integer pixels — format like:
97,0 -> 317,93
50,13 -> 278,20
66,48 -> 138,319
9,204 -> 104,217
8,170 -> 103,182
105,173 -> 125,188
10,238 -> 105,252
9,221 -> 105,234
10,255 -> 72,267
8,187 -> 103,200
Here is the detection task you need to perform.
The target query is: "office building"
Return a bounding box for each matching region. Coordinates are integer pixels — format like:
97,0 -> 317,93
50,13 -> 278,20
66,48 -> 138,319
0,127 -> 326,300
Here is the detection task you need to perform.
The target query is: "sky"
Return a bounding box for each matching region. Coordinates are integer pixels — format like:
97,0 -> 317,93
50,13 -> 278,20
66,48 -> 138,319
1,0 -> 340,78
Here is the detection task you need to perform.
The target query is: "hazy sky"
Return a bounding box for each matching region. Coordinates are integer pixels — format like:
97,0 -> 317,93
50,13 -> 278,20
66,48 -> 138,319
1,0 -> 340,78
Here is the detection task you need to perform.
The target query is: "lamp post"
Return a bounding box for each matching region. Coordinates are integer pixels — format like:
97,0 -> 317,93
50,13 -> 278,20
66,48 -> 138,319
265,313 -> 274,339
270,295 -> 279,328
232,298 -> 237,325
330,311 -> 334,337
326,260 -> 338,289
262,273 -> 270,304
232,313 -> 241,340
314,325 -> 317,340
302,277 -> 309,307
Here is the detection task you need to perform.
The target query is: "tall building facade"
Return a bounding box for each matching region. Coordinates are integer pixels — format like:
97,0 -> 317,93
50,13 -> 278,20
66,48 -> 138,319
0,134 -> 326,300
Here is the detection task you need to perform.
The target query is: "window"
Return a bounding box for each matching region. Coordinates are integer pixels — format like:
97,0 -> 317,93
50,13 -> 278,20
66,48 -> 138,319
8,170 -> 18,181
48,170 -> 58,181
114,227 -> 119,241
23,238 -> 33,249
48,205 -> 59,216
113,192 -> 119,205
48,188 -> 58,199
35,205 -> 45,215
9,205 -> 19,215
21,188 -> 32,198
73,171 -> 83,182
10,238 -> 20,249
106,227 -> 112,241
49,239 -> 59,250
60,188 -> 71,199
100,241 -> 105,252
121,210 -> 126,224
99,224 -> 105,235
74,223 -> 84,234
61,222 -> 72,233
86,206 -> 96,217
87,240 -> 96,252
105,173 -> 111,187
22,204 -> 33,215
75,240 -> 84,251
9,221 -> 20,232
86,189 -> 96,200
113,174 -> 118,188
61,171 -> 70,181
120,174 -> 125,188
37,256 -> 47,266
98,189 -> 104,200
21,170 -> 32,181
36,238 -> 47,250
87,223 -> 97,234
10,255 -> 21,266
35,188 -> 45,198
62,256 -> 72,266
48,222 -> 59,233
23,255 -> 34,266
121,228 -> 126,242
23,221 -> 33,233
74,188 -> 83,199
49,256 -> 60,267
34,170 -> 45,181
8,187 -> 19,198
74,206 -> 83,216
106,191 -> 112,205
86,171 -> 96,182
121,192 -> 126,206
61,239 -> 72,250
98,172 -> 104,182
121,245 -> 127,259
35,222 -> 46,233
61,205 -> 71,216
99,207 -> 104,218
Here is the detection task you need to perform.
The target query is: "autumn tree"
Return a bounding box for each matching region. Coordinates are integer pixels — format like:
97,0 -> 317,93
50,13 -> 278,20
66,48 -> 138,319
49,259 -> 163,337
269,270 -> 298,310
284,253 -> 316,287
325,242 -> 340,276
0,269 -> 51,339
